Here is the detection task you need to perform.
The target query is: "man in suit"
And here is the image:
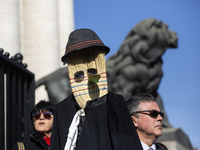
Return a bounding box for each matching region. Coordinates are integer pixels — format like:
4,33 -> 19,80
126,93 -> 167,150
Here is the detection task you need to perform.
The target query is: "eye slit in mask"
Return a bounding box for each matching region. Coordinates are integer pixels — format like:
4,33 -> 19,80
74,71 -> 84,79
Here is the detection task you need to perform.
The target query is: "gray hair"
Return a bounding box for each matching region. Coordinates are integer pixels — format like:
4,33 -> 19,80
126,93 -> 155,118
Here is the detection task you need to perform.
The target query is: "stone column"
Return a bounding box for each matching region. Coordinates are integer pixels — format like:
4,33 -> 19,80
22,0 -> 60,79
58,0 -> 74,66
0,0 -> 20,55
22,0 -> 60,102
22,0 -> 74,102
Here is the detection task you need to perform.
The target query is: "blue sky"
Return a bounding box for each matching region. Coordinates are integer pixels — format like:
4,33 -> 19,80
74,1 -> 200,149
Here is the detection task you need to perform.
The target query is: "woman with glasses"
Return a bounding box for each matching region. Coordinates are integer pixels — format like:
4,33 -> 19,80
11,100 -> 55,150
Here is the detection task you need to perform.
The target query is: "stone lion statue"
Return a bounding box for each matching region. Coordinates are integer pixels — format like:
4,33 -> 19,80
36,18 -> 178,127
106,18 -> 178,127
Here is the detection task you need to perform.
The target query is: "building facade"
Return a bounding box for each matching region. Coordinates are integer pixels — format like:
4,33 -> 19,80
0,0 -> 74,102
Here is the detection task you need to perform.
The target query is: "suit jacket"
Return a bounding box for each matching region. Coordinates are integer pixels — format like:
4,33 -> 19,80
50,91 -> 142,150
156,142 -> 168,150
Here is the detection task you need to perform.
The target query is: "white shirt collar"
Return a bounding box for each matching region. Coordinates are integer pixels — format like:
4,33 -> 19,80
141,141 -> 156,150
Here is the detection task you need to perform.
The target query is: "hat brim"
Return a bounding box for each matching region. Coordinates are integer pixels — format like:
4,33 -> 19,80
61,45 -> 110,64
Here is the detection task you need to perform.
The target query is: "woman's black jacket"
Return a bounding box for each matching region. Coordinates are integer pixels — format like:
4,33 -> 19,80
11,130 -> 49,150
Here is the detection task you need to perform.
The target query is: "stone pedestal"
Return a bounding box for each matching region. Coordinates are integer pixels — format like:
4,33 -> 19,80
157,128 -> 194,150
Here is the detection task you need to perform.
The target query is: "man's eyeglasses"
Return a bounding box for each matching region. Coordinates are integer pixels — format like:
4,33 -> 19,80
132,110 -> 164,118
74,68 -> 97,79
32,111 -> 53,120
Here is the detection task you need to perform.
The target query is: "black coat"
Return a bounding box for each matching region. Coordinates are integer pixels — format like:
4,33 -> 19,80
11,130 -> 49,150
50,91 -> 142,150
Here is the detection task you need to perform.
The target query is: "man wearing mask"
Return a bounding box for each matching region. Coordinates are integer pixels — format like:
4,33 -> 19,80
50,28 -> 142,150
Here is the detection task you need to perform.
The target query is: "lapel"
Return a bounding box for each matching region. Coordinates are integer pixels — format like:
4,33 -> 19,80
156,142 -> 168,150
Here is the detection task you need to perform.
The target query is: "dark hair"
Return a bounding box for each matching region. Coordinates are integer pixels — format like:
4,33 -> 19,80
126,93 -> 155,118
30,100 -> 55,121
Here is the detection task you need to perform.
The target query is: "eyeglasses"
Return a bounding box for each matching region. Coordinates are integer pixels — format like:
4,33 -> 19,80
132,110 -> 164,118
32,111 -> 53,120
74,68 -> 97,79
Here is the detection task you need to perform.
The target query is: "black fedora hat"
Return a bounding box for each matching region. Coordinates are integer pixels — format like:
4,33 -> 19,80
61,28 -> 110,64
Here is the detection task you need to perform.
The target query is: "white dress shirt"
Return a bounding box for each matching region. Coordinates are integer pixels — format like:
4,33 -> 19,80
141,141 -> 156,150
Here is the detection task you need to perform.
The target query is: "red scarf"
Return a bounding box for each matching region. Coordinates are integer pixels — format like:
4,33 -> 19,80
43,137 -> 51,146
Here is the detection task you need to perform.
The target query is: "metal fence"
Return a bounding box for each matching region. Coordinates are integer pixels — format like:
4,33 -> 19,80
0,48 -> 35,150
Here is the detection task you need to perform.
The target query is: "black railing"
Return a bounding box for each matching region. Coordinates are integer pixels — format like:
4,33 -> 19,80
0,48 -> 35,150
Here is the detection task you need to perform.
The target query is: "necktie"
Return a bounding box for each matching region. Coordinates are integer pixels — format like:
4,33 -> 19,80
148,148 -> 153,150
64,109 -> 85,150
